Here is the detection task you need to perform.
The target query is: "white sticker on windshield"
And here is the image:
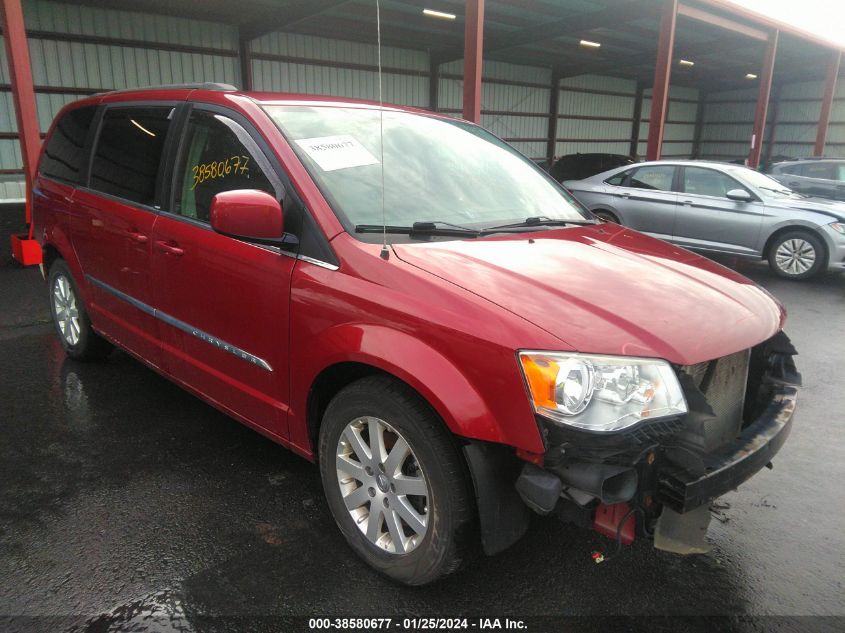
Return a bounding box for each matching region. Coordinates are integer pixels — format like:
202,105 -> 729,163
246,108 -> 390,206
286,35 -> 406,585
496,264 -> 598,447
295,135 -> 380,172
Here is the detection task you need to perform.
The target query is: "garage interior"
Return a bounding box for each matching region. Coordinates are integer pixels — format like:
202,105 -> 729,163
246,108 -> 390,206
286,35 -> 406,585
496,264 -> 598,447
1,0 -> 845,214
1,1 -> 844,624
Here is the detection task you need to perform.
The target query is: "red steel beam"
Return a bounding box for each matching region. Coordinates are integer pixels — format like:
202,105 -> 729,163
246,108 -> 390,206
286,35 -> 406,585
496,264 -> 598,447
1,0 -> 41,224
646,0 -> 678,161
814,51 -> 841,157
748,30 -> 778,169
678,3 -> 767,41
462,0 -> 484,123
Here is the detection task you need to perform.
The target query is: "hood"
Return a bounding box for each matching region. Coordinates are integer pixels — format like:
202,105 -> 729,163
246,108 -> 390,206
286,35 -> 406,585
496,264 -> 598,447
764,195 -> 845,220
393,224 -> 784,366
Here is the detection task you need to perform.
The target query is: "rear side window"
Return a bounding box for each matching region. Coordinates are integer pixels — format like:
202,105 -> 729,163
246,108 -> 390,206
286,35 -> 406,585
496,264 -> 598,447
629,165 -> 675,191
801,162 -> 835,180
173,110 -> 277,223
39,106 -> 96,184
605,170 -> 629,186
779,164 -> 804,176
90,107 -> 173,206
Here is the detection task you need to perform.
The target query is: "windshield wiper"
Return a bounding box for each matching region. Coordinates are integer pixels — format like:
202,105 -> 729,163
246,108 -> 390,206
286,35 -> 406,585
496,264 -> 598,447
482,216 -> 595,232
355,221 -> 481,238
759,185 -> 793,195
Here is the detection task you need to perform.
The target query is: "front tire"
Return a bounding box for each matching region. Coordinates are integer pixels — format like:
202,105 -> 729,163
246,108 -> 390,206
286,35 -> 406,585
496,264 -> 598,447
767,230 -> 826,280
318,375 -> 474,585
48,259 -> 112,360
592,209 -> 620,224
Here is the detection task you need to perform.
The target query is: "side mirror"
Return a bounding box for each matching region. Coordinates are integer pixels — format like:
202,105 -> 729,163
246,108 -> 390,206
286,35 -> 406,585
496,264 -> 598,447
210,189 -> 298,247
726,188 -> 753,202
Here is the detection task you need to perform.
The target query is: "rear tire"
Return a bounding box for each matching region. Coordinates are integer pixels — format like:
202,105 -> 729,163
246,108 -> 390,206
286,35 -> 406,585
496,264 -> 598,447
767,230 -> 826,280
48,259 -> 112,360
592,209 -> 620,224
318,375 -> 474,585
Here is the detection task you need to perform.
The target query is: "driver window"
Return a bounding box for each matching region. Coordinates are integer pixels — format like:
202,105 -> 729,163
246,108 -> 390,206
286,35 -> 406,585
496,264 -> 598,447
683,167 -> 745,199
174,110 -> 278,223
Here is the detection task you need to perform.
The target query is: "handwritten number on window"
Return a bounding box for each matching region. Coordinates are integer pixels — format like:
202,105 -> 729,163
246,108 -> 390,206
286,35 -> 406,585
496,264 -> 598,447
191,155 -> 251,190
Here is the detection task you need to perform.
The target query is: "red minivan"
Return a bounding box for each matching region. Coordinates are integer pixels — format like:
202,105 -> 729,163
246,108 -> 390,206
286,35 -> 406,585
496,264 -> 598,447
31,83 -> 800,585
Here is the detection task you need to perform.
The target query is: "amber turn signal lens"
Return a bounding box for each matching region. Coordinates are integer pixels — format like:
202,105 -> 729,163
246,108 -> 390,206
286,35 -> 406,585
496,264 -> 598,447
520,355 -> 559,409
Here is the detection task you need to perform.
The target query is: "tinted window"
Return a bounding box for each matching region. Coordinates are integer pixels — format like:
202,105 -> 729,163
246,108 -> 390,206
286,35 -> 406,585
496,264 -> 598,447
801,162 -> 835,180
629,165 -> 674,191
39,106 -> 96,184
779,164 -> 804,176
90,107 -> 173,206
683,167 -> 746,198
173,110 -> 276,223
605,170 -> 629,186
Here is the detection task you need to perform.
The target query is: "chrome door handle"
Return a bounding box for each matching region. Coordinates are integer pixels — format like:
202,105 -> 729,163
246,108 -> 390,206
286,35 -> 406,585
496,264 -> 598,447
620,192 -> 630,198
127,230 -> 148,244
155,240 -> 184,256
681,200 -> 693,205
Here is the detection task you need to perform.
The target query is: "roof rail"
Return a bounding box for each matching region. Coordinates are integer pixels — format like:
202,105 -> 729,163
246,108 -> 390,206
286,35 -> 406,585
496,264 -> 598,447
95,82 -> 238,96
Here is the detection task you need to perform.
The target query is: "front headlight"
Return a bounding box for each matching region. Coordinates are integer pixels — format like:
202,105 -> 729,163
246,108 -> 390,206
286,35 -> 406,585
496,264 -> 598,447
829,222 -> 845,235
518,351 -> 687,432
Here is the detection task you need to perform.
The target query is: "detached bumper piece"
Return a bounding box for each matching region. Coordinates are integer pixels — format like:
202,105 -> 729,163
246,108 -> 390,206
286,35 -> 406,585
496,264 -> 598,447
657,383 -> 797,513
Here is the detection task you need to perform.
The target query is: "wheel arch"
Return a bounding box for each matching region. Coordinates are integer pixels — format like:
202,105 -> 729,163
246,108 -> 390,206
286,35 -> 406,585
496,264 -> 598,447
299,324 -> 538,458
762,224 -> 829,265
305,358 -> 532,557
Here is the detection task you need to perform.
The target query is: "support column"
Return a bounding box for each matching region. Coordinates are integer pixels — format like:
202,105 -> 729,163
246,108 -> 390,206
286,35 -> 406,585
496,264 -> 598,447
238,34 -> 253,91
645,0 -> 678,161
1,0 -> 41,224
630,82 -> 644,158
429,59 -> 440,112
748,30 -> 778,169
546,71 -> 560,167
814,50 -> 840,157
462,0 -> 484,123
763,82 -> 782,167
691,89 -> 706,159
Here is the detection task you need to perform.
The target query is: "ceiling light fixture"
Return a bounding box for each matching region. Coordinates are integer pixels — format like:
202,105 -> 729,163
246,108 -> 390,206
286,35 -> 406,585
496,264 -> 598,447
679,59 -> 694,66
423,8 -> 456,20
745,73 -> 758,79
580,39 -> 601,48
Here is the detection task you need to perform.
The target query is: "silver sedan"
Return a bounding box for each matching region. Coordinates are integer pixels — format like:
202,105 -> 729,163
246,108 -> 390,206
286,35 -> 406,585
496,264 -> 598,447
564,160 -> 845,280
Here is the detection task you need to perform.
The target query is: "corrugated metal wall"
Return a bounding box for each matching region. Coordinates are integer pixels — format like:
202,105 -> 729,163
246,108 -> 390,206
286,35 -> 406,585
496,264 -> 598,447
0,0 -> 240,201
638,85 -> 700,158
695,80 -> 835,163
250,32 -> 428,108
699,86 -> 758,161
557,74 -> 636,157
439,59 -> 551,160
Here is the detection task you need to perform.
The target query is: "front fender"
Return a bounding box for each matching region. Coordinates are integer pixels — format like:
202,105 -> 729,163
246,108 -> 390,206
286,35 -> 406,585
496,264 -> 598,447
289,323 -> 545,457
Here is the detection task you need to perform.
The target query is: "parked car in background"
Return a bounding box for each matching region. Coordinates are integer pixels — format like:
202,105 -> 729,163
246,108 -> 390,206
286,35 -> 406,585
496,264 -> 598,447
549,152 -> 634,183
33,88 -> 800,585
564,160 -> 845,280
767,158 -> 845,201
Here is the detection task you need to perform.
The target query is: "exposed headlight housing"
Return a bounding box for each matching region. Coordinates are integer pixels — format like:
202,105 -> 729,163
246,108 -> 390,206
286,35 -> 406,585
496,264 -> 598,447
518,351 -> 688,432
829,222 -> 845,235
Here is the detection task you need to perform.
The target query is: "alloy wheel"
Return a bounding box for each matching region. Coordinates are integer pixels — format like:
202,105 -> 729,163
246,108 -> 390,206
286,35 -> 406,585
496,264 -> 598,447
774,238 -> 816,276
335,416 -> 429,554
52,274 -> 81,346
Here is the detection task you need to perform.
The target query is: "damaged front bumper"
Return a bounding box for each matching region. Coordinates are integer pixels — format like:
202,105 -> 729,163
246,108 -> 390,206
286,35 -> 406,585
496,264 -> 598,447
658,382 -> 797,514
485,332 -> 802,555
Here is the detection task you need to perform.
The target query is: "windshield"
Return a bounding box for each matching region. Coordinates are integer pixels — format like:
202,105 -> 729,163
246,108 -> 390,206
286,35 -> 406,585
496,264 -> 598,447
265,105 -> 590,235
728,167 -> 796,198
